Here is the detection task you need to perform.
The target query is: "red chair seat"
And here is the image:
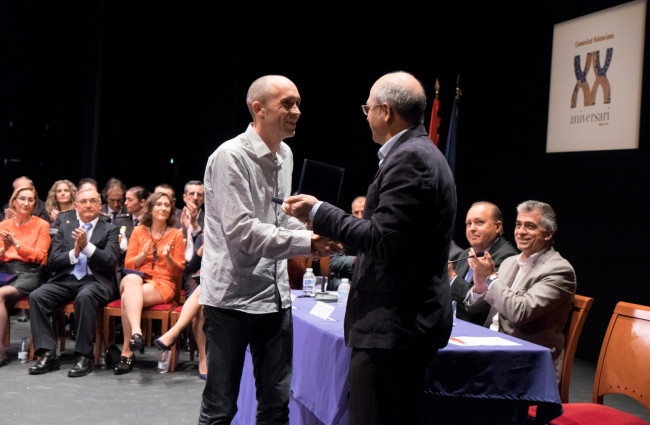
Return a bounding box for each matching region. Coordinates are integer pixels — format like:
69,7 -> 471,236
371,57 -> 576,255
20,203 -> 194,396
528,403 -> 650,425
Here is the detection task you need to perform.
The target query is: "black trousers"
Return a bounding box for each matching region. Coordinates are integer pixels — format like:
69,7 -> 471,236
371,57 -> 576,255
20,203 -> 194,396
348,346 -> 434,425
28,275 -> 114,358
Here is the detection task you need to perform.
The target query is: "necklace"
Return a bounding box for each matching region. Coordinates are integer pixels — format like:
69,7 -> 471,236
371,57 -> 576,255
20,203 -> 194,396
150,226 -> 167,269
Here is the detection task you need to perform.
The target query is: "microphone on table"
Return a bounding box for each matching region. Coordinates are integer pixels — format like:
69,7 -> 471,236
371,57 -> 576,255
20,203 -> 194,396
448,251 -> 485,264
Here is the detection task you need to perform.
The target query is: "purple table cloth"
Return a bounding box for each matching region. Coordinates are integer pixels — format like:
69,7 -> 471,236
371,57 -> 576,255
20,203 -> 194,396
233,291 -> 562,425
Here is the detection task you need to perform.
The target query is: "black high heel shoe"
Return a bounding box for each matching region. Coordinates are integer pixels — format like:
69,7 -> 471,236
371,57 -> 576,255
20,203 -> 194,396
154,338 -> 176,351
113,355 -> 135,375
129,333 -> 145,354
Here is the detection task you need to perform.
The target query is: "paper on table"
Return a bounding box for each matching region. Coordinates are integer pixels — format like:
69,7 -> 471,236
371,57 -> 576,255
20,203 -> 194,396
310,301 -> 336,321
449,336 -> 521,346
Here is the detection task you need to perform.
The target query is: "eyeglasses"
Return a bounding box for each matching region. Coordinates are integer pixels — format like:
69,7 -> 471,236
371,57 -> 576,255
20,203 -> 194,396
16,197 -> 36,204
76,199 -> 101,206
361,104 -> 384,116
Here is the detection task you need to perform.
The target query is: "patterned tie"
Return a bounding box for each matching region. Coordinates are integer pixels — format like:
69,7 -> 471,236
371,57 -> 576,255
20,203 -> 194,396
73,222 -> 93,280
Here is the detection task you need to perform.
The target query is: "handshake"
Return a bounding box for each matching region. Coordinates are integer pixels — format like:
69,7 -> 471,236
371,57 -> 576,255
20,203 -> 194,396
311,234 -> 343,259
282,194 -> 344,259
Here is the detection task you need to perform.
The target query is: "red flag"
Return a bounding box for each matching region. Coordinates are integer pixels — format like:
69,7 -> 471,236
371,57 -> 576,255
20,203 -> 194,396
428,79 -> 441,146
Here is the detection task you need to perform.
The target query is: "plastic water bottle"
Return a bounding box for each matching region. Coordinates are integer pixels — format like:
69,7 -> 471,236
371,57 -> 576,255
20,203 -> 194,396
302,268 -> 316,295
337,278 -> 350,306
157,349 -> 170,373
18,336 -> 28,363
99,339 -> 107,369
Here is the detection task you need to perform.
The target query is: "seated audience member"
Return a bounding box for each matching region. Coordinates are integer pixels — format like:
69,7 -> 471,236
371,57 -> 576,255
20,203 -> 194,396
101,177 -> 127,223
27,186 -> 120,377
45,179 -> 77,225
448,240 -> 463,262
114,191 -> 185,375
179,180 -> 204,293
155,233 -> 206,379
114,186 -> 150,252
154,183 -> 179,226
0,185 -> 51,366
449,201 -> 518,324
1,176 -> 50,222
464,200 -> 576,384
53,178 -> 109,229
329,196 -> 365,289
77,178 -> 98,192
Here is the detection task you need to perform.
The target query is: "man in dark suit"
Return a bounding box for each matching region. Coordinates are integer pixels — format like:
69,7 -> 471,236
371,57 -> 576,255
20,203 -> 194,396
100,177 -> 127,223
283,71 -> 457,425
448,201 -> 518,324
28,186 -> 120,377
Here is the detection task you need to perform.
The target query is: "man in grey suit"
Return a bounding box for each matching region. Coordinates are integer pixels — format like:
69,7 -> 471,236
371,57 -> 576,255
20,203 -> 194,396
449,201 -> 518,324
464,200 -> 576,383
28,186 -> 120,377
283,71 -> 456,425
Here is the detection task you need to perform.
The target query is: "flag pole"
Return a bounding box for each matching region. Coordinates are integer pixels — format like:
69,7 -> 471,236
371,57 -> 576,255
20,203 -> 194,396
444,74 -> 461,175
428,79 -> 441,146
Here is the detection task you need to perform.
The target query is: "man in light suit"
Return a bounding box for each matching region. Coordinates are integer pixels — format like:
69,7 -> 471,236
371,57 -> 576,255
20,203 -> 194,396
283,71 -> 456,425
449,201 -> 518,324
464,200 -> 576,384
28,186 -> 120,377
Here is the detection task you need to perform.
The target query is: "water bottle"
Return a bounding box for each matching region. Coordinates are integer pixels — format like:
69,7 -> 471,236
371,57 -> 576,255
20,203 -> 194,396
18,336 -> 28,363
157,349 -> 170,373
99,339 -> 107,369
302,268 -> 315,295
337,278 -> 350,306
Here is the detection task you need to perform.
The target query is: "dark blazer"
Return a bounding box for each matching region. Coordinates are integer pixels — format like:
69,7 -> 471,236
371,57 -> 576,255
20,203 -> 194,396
46,215 -> 120,297
450,237 -> 519,324
113,212 -> 135,238
101,204 -> 127,223
313,125 -> 456,351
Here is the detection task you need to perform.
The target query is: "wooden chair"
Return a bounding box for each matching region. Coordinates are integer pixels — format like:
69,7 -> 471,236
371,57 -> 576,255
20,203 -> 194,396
103,273 -> 181,350
559,294 -> 594,403
4,297 -> 103,364
531,301 -> 650,425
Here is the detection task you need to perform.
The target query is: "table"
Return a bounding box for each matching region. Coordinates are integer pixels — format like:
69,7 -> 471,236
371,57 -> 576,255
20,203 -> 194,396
233,291 -> 562,425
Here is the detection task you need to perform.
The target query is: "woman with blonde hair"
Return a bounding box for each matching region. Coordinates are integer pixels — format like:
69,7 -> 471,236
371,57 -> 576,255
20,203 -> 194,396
0,185 -> 51,366
45,179 -> 77,224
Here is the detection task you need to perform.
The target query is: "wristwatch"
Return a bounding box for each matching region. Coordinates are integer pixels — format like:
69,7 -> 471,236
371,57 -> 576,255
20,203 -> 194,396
486,273 -> 499,287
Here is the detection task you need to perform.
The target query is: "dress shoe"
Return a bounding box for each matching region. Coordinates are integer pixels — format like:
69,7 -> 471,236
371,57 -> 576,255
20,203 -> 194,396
113,355 -> 135,375
199,373 -> 207,381
154,338 -> 175,351
129,333 -> 145,354
68,355 -> 92,377
0,356 -> 10,367
28,351 -> 60,375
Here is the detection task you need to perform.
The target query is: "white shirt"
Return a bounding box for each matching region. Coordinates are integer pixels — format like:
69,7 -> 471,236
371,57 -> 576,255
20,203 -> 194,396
200,124 -> 312,313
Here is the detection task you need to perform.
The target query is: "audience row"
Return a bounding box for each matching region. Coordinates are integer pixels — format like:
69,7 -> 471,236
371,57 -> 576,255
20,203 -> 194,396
0,176 -> 207,379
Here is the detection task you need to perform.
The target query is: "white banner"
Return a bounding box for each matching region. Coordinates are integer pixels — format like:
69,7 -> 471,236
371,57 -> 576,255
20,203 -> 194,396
547,0 -> 646,153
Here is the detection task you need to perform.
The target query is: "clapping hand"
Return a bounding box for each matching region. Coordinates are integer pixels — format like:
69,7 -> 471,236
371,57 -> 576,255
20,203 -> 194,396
4,208 -> 16,220
72,226 -> 89,256
468,249 -> 496,293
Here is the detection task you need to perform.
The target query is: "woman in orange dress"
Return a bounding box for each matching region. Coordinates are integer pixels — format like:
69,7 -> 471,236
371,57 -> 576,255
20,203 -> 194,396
113,191 -> 185,374
0,185 -> 51,366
